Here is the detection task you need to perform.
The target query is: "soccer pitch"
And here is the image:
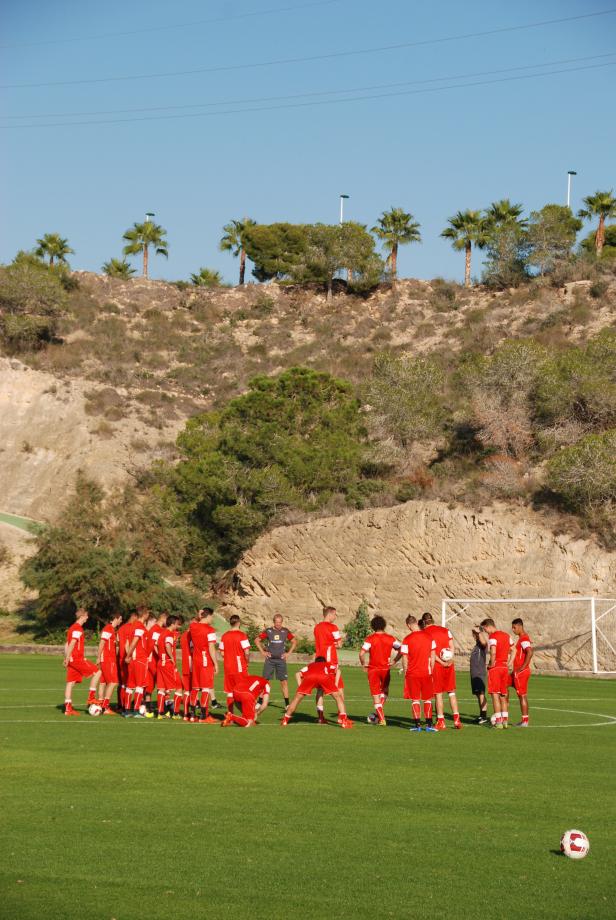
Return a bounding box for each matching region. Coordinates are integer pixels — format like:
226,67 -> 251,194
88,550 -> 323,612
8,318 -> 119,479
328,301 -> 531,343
1,656 -> 615,920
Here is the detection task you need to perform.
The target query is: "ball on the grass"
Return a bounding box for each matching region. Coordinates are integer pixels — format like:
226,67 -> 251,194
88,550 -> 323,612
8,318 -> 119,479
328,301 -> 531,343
490,713 -> 498,726
560,829 -> 590,860
367,713 -> 377,724
88,703 -> 102,717
138,704 -> 147,716
440,648 -> 454,663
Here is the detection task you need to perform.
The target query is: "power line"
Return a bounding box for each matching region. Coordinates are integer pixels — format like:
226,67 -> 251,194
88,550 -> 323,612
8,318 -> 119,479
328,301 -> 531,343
0,0 -> 343,50
3,59 -> 614,129
2,7 -> 615,90
3,52 -> 614,121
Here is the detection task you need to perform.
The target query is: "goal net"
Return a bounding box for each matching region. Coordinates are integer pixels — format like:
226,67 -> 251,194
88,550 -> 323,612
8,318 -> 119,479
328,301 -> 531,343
441,596 -> 616,675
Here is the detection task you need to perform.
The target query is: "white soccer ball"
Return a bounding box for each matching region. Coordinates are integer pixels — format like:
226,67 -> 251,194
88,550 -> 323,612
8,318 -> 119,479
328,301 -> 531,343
138,704 -> 147,716
367,713 -> 378,724
490,713 -> 498,726
88,703 -> 102,717
440,648 -> 454,663
561,829 -> 590,860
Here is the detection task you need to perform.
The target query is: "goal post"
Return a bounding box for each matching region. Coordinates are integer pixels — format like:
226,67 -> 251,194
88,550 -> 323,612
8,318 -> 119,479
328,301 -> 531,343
440,596 -> 616,675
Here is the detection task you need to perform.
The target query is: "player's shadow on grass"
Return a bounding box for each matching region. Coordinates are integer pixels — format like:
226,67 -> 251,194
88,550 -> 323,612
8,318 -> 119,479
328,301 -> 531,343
549,850 -> 564,857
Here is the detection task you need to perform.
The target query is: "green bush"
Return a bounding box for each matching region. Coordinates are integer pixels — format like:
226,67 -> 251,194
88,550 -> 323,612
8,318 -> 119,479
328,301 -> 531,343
343,600 -> 371,648
0,260 -> 67,352
546,429 -> 616,510
0,314 -> 56,351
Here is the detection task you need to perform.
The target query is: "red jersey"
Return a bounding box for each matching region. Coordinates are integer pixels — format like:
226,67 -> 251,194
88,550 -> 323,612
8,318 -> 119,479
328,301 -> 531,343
129,619 -> 149,663
513,632 -> 532,670
489,630 -> 514,666
300,661 -> 338,682
189,621 -> 217,667
314,621 -> 341,667
159,628 -> 178,667
233,674 -> 270,698
219,629 -> 251,676
117,622 -> 135,662
66,623 -> 85,662
148,624 -> 166,659
99,623 -> 117,663
423,624 -> 453,655
401,631 -> 436,676
361,632 -> 400,668
180,630 -> 192,675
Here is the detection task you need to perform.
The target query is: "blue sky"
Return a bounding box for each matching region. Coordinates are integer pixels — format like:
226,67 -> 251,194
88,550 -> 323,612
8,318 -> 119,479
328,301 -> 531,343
1,0 -> 615,283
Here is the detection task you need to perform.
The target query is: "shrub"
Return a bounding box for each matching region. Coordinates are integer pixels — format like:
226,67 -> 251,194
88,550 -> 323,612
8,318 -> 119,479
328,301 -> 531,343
0,314 -> 56,351
589,279 -> 609,299
546,429 -> 616,510
343,600 -> 371,648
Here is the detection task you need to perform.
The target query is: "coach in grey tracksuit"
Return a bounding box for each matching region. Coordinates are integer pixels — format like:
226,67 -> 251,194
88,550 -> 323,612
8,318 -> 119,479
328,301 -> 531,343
255,614 -> 297,707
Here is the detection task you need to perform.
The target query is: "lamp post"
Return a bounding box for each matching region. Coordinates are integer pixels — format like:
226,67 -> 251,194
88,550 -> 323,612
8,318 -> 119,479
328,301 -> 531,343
566,171 -> 577,208
339,194 -> 349,225
145,211 -> 155,224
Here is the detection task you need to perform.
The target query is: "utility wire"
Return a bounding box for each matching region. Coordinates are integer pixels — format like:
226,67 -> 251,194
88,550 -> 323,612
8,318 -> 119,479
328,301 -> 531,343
2,7 -> 615,90
3,59 -> 614,129
3,52 -> 614,121
0,0 -> 343,50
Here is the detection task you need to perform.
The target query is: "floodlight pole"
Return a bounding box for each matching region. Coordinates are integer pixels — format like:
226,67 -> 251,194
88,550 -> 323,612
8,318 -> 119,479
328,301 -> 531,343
590,596 -> 598,674
339,194 -> 349,225
566,171 -> 577,208
145,211 -> 155,224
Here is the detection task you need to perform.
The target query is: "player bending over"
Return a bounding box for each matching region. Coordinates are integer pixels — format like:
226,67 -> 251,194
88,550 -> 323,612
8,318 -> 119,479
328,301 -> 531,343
481,618 -> 514,729
281,657 -> 353,728
221,675 -> 270,728
188,606 -> 219,723
63,608 -> 102,716
219,615 -> 251,712
359,615 -> 401,725
401,615 -> 437,733
421,612 -> 462,731
510,618 -> 533,727
155,615 -> 184,718
97,612 -> 123,714
313,606 -> 344,724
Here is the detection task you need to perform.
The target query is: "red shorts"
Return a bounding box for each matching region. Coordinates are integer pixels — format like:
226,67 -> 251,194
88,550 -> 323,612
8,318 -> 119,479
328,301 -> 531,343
100,659 -> 118,685
234,691 -> 258,722
513,667 -> 531,695
433,662 -> 456,694
404,673 -> 433,701
66,658 -> 98,684
157,665 -> 181,691
224,672 -> 240,694
298,674 -> 338,696
367,667 -> 391,697
487,665 -> 511,695
192,662 -> 214,690
145,660 -> 157,694
127,659 -> 149,689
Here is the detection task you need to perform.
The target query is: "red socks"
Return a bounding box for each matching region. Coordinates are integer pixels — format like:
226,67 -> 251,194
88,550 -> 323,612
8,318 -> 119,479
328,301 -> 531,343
375,704 -> 384,722
133,691 -> 143,711
424,701 -> 433,721
412,702 -> 421,721
173,693 -> 182,714
157,691 -> 166,714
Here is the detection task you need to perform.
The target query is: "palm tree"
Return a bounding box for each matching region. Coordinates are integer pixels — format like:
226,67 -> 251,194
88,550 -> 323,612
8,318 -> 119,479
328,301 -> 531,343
371,208 -> 421,282
102,257 -> 136,279
35,233 -> 74,267
122,221 -> 168,278
441,210 -> 487,287
578,190 -> 616,257
190,267 -> 222,287
219,218 -> 257,285
485,199 -> 527,229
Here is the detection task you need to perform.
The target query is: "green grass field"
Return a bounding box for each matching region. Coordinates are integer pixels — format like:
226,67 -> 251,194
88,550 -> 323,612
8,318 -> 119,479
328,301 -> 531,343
1,655 -> 615,920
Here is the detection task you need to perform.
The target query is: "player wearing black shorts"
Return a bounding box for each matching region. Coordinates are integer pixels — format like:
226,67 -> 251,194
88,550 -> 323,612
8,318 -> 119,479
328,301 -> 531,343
470,625 -> 488,723
255,614 -> 297,707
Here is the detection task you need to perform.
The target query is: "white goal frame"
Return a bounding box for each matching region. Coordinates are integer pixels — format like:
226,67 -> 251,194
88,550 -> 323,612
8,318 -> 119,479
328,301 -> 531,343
441,596 -> 616,675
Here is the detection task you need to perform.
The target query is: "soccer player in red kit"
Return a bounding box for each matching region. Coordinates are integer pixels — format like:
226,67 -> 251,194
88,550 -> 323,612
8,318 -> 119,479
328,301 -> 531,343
510,618 -> 533,727
281,658 -> 353,727
401,615 -> 437,732
117,611 -> 138,711
144,611 -> 167,716
421,612 -> 462,731
156,615 -> 184,718
63,608 -> 101,716
124,611 -> 150,718
219,615 -> 251,712
97,612 -> 122,714
221,674 -> 270,728
359,615 -> 401,725
481,618 -> 514,729
180,625 -> 193,720
188,606 -> 219,723
313,606 -> 344,723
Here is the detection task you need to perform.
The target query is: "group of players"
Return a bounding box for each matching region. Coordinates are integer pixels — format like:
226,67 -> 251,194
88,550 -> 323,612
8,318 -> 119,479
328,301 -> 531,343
62,602 -> 533,730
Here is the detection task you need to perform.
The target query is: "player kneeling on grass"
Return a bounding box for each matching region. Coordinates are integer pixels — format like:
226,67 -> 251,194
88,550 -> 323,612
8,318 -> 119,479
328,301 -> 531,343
221,675 -> 270,728
97,613 -> 123,714
421,612 -> 462,731
156,615 -> 184,719
481,618 -> 514,729
510,618 -> 533,727
401,616 -> 437,733
63,608 -> 102,716
359,615 -> 401,725
281,657 -> 353,728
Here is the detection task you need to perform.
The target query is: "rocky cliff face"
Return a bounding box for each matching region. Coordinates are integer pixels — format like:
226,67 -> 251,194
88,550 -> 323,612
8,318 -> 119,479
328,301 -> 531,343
222,501 -> 616,671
